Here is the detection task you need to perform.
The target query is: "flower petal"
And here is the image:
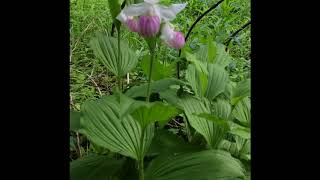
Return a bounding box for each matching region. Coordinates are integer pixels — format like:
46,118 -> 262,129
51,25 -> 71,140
144,0 -> 159,4
122,3 -> 149,17
116,11 -> 128,23
158,3 -> 187,22
160,23 -> 175,41
138,15 -> 160,37
168,31 -> 185,49
126,18 -> 139,32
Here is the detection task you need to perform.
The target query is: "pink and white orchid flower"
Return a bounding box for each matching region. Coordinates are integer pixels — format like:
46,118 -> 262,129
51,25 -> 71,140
116,0 -> 187,37
160,23 -> 185,49
117,11 -> 139,32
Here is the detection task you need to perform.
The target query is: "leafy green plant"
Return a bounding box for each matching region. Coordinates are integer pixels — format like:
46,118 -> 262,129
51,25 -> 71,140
70,0 -> 251,179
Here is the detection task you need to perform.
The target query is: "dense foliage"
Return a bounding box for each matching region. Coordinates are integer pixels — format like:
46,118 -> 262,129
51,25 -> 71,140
70,0 -> 251,179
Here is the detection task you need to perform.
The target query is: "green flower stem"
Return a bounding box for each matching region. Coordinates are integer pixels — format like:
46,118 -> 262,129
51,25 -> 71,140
117,26 -> 122,91
138,158 -> 144,180
138,127 -> 146,180
146,38 -> 156,102
146,50 -> 155,102
140,38 -> 156,179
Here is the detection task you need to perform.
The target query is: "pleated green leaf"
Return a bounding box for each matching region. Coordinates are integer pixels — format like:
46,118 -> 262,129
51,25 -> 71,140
186,63 -> 228,100
185,64 -> 208,97
205,63 -> 229,100
141,55 -> 175,81
223,81 -> 236,100
144,150 -> 245,180
105,92 -> 139,120
222,121 -> 251,158
185,52 -> 208,75
208,39 -> 217,63
195,45 -> 209,63
107,0 -> 121,20
185,52 -> 208,97
219,137 -> 250,160
195,113 -> 230,148
178,97 -> 227,148
125,78 -> 186,98
219,139 -> 240,157
131,102 -> 179,129
230,126 -> 250,140
211,98 -> 232,121
196,42 -> 232,67
231,79 -> 251,105
90,33 -> 138,77
80,94 -> 154,160
214,43 -> 232,67
195,113 -> 230,130
147,129 -> 204,156
70,155 -> 125,180
233,97 -> 251,126
159,88 -> 181,105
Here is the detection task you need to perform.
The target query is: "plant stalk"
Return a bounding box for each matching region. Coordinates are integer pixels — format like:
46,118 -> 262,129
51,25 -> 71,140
117,27 -> 122,91
76,132 -> 82,158
146,40 -> 156,102
138,127 -> 146,180
138,157 -> 144,180
111,0 -> 126,36
176,61 -> 180,79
